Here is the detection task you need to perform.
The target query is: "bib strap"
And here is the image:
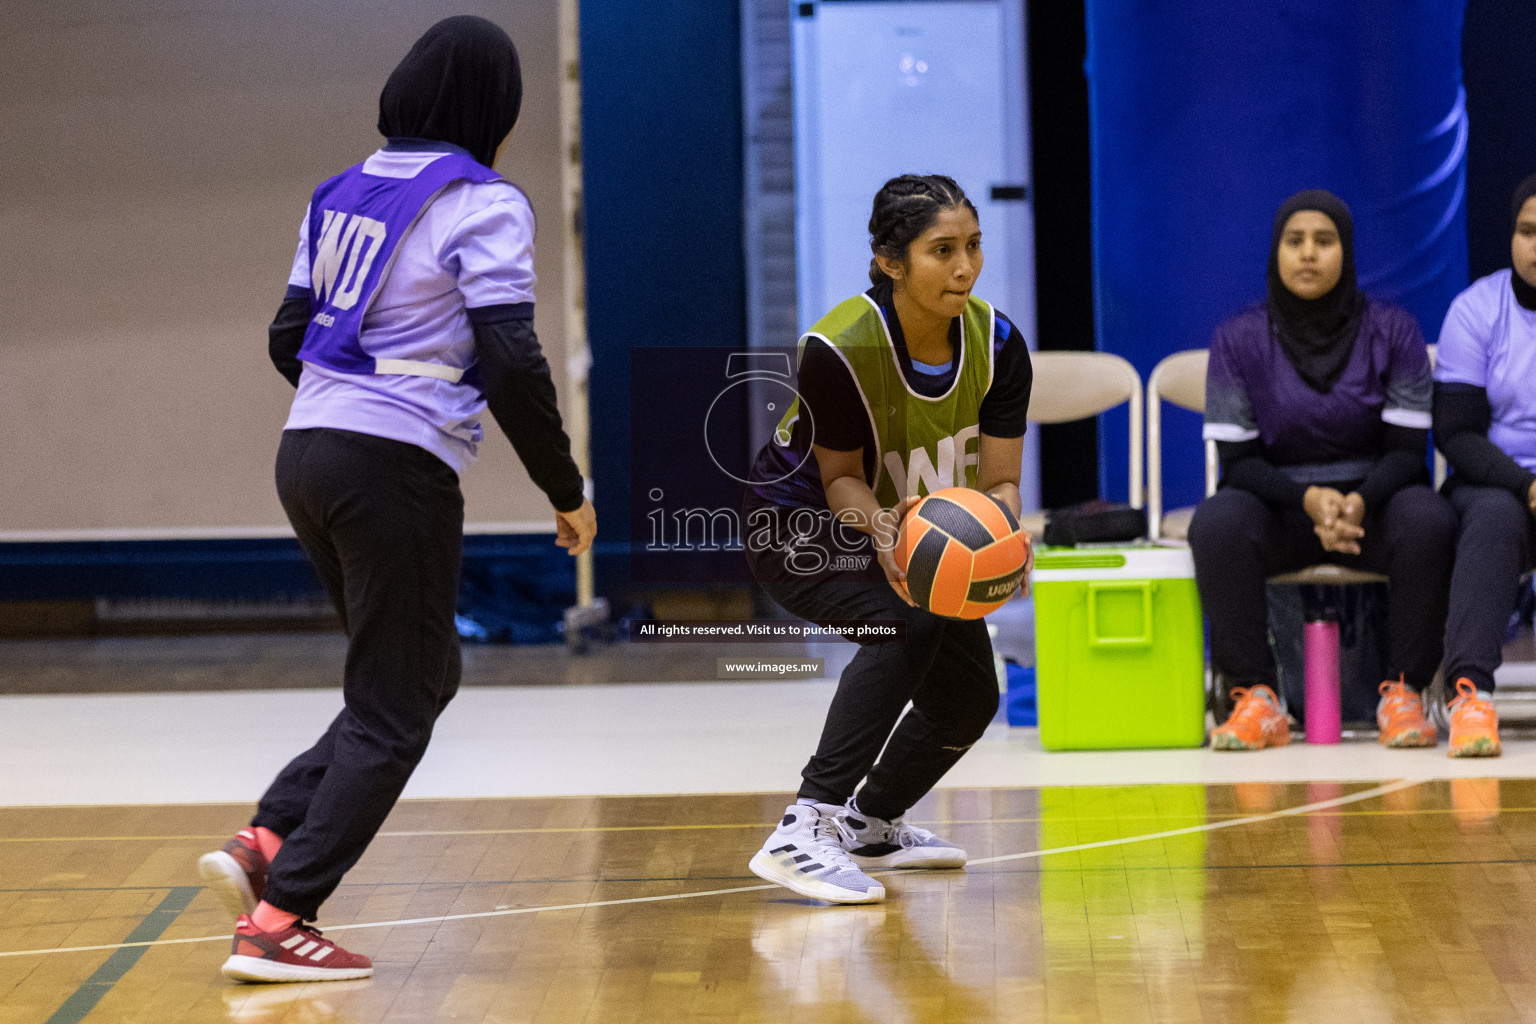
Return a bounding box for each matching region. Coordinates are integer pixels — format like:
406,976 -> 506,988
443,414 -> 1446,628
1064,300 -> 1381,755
373,358 -> 465,383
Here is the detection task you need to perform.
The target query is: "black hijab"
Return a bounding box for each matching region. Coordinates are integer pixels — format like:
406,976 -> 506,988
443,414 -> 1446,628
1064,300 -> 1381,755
1266,189 -> 1366,394
1510,174 -> 1536,311
377,16 -> 522,170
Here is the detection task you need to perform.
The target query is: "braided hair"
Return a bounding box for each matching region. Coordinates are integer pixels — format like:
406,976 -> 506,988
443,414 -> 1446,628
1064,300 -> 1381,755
868,174 -> 979,286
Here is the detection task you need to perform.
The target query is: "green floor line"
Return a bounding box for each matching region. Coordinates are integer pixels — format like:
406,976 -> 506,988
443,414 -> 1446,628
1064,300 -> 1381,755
43,886 -> 200,1024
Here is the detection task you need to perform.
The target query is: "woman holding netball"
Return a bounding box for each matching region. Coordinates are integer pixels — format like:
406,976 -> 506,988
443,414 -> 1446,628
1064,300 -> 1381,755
742,174 -> 1033,904
197,17 -> 594,981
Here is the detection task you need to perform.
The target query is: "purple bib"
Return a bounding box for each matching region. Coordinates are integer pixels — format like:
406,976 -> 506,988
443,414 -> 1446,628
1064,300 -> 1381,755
296,152 -> 502,375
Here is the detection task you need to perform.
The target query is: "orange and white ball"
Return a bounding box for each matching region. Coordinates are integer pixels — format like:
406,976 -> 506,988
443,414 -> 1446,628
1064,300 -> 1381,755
894,487 -> 1030,619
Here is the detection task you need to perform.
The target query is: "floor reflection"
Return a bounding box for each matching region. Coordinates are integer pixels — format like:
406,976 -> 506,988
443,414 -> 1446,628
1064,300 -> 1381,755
747,887 -> 999,1021
222,979 -> 371,1024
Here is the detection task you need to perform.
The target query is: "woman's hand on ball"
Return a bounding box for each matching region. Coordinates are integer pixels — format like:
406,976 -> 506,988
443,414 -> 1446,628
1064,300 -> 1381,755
877,545 -> 917,607
878,496 -> 922,608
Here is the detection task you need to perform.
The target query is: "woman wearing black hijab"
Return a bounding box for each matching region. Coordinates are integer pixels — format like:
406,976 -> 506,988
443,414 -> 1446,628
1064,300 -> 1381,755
1429,174 -> 1536,758
1190,189 -> 1455,752
197,17 -> 596,982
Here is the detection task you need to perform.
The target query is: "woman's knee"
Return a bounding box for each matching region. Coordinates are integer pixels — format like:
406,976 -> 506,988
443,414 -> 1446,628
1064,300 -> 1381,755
1456,486 -> 1528,543
1189,488 -> 1267,554
920,630 -> 1000,736
1384,487 -> 1457,539
917,683 -> 998,745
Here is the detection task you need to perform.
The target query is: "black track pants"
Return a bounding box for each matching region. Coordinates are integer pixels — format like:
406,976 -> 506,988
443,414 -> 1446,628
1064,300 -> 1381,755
1442,482 -> 1536,693
1188,484 -> 1455,692
746,507 -> 999,821
253,428 -> 464,920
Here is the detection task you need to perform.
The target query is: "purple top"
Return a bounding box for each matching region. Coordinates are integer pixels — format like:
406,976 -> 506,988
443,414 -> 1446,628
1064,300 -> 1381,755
282,143 -> 538,476
1435,269 -> 1536,472
297,150 -> 501,375
1203,299 -> 1432,483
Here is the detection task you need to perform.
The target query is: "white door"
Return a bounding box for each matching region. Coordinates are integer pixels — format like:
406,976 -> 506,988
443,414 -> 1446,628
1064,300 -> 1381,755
792,0 -> 1040,510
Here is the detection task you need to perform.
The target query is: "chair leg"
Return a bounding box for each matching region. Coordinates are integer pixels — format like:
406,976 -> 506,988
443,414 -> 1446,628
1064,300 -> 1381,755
1208,667 -> 1236,726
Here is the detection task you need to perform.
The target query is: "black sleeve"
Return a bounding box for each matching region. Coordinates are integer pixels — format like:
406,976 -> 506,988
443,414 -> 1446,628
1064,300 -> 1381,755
268,284 -> 311,388
1217,439 -> 1307,508
798,338 -> 870,452
471,304 -> 585,513
1435,381 -> 1536,499
1355,426 -> 1430,511
978,312 -> 1032,437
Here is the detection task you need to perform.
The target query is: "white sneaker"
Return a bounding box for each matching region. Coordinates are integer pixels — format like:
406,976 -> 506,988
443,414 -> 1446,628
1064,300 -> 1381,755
749,803 -> 886,904
841,807 -> 967,870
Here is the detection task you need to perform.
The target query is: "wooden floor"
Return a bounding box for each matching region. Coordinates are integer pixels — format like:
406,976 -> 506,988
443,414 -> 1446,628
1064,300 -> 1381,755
5,780 -> 1536,1023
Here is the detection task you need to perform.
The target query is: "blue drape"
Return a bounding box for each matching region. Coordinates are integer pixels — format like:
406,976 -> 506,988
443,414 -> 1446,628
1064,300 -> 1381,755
1085,2 -> 1469,510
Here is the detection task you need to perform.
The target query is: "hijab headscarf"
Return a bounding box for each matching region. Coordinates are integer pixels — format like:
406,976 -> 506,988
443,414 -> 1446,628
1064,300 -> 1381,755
1266,189 -> 1366,394
1510,174 -> 1536,311
377,16 -> 522,170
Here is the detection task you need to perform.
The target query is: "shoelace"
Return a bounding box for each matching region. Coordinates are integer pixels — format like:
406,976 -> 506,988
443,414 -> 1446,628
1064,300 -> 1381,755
1377,680 -> 1422,722
1449,680 -> 1495,727
888,820 -> 938,849
810,814 -> 862,868
840,813 -> 937,850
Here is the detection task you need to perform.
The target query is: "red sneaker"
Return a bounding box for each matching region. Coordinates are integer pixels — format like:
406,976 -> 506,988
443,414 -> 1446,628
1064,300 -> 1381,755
222,915 -> 373,983
199,829 -> 268,918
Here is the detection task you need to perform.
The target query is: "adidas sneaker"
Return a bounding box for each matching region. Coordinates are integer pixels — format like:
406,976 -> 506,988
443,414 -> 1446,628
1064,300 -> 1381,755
841,808 -> 967,870
222,915 -> 373,983
199,829 -> 268,918
748,803 -> 886,904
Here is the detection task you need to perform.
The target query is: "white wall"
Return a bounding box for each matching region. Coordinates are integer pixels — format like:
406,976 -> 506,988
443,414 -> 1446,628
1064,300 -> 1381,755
0,0 -> 567,535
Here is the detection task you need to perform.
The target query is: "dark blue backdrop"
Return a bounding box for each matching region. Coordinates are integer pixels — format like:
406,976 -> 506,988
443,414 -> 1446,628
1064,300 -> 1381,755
1085,1 -> 1470,511
579,0 -> 746,595
1464,0 -> 1536,281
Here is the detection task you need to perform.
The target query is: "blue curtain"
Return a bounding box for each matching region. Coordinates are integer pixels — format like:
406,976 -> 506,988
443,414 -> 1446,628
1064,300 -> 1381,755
1085,1 -> 1469,510
580,0 -> 745,594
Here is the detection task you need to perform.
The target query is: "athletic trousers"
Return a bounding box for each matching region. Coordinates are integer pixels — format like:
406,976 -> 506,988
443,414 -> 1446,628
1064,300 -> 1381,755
254,428 -> 464,920
1188,484 -> 1455,693
745,504 -> 999,820
1443,481 -> 1536,693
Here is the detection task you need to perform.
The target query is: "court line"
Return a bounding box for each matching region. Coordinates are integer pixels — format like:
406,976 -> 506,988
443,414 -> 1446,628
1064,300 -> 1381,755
0,777 -> 1420,962
968,778 -> 1423,865
14,852 -> 1536,902
0,824 -> 784,843
40,887 -> 197,1024
0,790 -> 1494,845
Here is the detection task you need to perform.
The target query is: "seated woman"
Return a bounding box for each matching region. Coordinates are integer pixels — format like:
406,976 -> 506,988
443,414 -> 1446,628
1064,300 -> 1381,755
1189,189 -> 1456,751
1429,174 -> 1536,758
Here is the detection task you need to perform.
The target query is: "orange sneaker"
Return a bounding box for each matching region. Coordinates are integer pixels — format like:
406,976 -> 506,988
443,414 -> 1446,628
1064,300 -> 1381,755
1447,679 -> 1501,758
1210,685 -> 1291,751
1376,677 -> 1436,748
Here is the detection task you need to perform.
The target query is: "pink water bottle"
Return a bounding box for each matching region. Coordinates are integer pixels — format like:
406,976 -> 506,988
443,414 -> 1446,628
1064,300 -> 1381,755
1303,618 -> 1341,744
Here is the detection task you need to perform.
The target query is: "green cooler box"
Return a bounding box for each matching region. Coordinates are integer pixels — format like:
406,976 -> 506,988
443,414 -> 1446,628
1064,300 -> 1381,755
1032,546 -> 1205,750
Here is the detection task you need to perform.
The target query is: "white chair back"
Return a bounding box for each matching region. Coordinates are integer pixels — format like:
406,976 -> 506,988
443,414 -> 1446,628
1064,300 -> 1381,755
1028,351 -> 1144,510
1146,349 -> 1211,540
